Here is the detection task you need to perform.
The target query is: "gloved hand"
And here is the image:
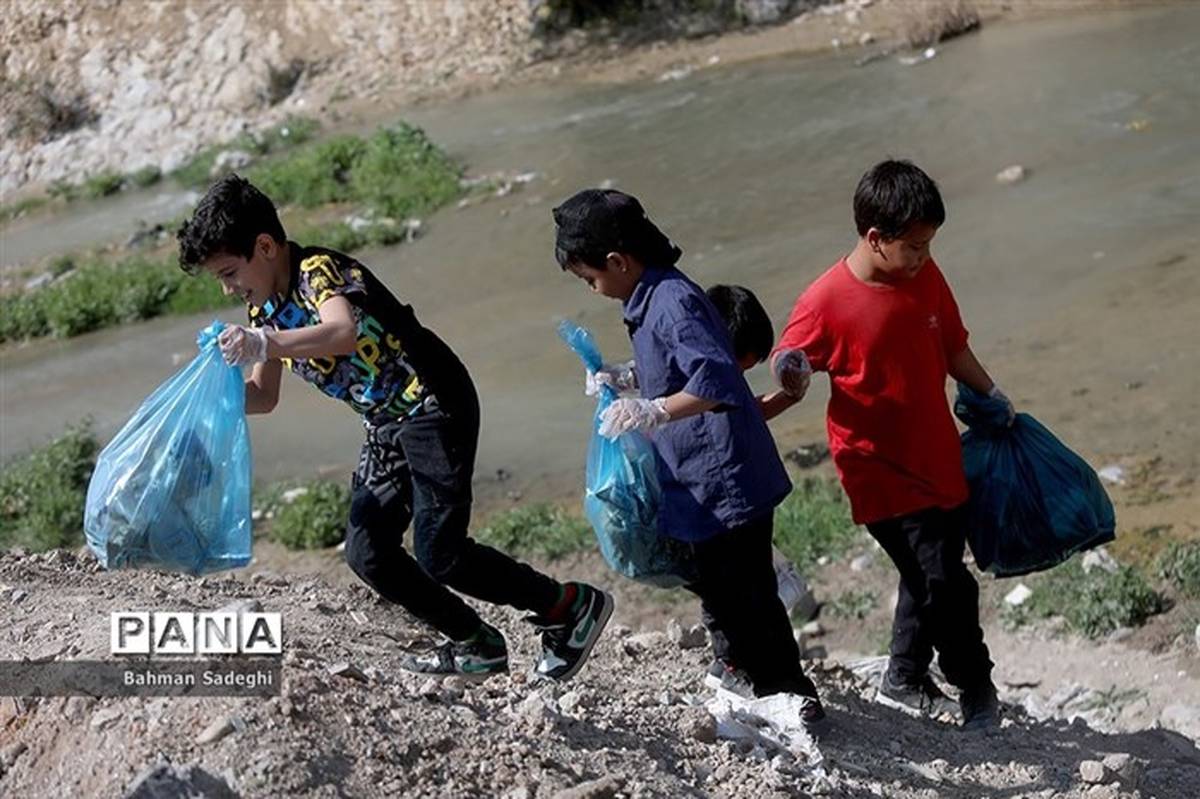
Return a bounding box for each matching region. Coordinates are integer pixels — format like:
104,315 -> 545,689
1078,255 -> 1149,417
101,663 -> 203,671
585,360 -> 639,397
218,324 -> 269,367
772,348 -> 812,400
989,384 -> 1015,426
598,397 -> 670,439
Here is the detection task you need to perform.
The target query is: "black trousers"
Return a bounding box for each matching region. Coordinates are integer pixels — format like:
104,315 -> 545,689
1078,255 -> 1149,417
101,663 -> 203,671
687,513 -> 816,698
343,388 -> 561,641
866,504 -> 993,690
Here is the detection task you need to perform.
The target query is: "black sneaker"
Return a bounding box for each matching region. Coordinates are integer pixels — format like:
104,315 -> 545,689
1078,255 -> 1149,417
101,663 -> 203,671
527,583 -> 614,682
703,659 -> 756,698
400,624 -> 509,679
876,672 -> 958,718
959,680 -> 1000,731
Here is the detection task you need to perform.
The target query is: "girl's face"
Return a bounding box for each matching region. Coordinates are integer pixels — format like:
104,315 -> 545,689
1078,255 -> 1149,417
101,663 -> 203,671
567,253 -> 643,300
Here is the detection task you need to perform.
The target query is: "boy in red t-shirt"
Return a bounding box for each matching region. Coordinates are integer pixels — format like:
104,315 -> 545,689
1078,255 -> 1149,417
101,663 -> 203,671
770,160 -> 1012,730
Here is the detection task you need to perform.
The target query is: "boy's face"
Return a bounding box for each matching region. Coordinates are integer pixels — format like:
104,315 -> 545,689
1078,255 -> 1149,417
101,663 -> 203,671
566,253 -> 641,300
867,222 -> 938,281
203,234 -> 282,307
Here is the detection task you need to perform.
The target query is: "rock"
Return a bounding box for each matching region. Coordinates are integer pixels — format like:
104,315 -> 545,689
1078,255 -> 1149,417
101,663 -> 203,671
503,788 -> 533,799
801,644 -> 827,660
419,678 -> 440,698
681,709 -> 718,744
849,553 -> 874,572
196,715 -> 237,744
737,0 -> 791,26
667,618 -> 708,650
1159,703 -> 1200,741
217,598 -> 262,615
208,149 -> 253,178
1079,760 -> 1107,784
90,707 -> 123,730
858,31 -> 875,46
442,676 -> 466,700
622,631 -> 668,655
125,762 -> 239,799
1097,465 -> 1128,486
1004,583 -> 1033,607
785,443 -> 829,469
517,693 -> 558,725
0,742 -> 27,769
280,487 -> 309,503
995,165 -> 1029,185
551,775 -> 623,799
11,588 -> 28,604
251,571 -> 287,586
1081,548 -> 1119,575
1100,753 -> 1141,787
558,690 -> 583,713
328,662 -> 368,683
800,620 -> 824,637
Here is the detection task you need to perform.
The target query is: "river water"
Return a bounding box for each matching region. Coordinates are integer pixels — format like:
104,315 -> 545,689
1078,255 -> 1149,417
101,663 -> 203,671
2,4 -> 1198,509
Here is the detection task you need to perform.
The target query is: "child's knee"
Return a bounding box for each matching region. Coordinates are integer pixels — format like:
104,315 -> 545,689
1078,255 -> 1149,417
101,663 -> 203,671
413,502 -> 471,580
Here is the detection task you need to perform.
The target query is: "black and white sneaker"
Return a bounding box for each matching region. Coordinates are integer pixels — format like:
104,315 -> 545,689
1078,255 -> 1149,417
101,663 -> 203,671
703,659 -> 755,699
528,583 -> 614,682
400,624 -> 509,679
875,671 -> 958,718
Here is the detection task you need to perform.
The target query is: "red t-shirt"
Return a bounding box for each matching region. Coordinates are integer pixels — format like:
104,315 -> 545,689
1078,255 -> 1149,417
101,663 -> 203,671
774,258 -> 969,524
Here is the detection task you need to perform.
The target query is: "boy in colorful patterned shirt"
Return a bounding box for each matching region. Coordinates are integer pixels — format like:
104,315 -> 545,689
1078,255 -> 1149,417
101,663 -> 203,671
177,175 -> 613,681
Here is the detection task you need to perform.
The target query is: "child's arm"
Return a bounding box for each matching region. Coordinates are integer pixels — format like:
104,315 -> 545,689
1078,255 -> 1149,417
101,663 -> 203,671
948,345 -> 996,395
757,389 -> 798,422
245,360 -> 283,415
220,297 -> 358,365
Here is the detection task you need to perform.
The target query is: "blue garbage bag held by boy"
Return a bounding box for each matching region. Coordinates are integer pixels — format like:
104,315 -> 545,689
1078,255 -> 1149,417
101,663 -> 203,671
955,383 -> 1115,577
84,321 -> 252,574
557,320 -> 694,587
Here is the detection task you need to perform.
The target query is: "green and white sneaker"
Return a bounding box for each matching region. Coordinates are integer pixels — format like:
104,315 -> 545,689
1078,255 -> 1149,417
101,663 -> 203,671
528,583 -> 614,682
401,624 -> 508,679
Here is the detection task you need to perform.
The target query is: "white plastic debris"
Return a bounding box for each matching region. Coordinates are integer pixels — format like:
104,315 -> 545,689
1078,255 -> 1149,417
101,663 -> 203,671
1004,583 -> 1033,607
1098,465 -> 1128,486
705,689 -> 825,777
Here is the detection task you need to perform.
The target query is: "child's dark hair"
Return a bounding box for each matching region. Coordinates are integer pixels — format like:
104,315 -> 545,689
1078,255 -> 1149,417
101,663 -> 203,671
706,284 -> 774,364
553,188 -> 682,270
853,159 -> 945,240
176,175 -> 286,274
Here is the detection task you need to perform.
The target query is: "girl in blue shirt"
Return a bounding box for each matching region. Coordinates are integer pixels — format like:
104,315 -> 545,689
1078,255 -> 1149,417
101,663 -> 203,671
554,188 -> 825,728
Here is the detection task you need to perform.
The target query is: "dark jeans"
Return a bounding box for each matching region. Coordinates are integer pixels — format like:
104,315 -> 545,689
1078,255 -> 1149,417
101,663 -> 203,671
687,513 -> 816,699
867,504 -> 993,690
343,388 -> 561,641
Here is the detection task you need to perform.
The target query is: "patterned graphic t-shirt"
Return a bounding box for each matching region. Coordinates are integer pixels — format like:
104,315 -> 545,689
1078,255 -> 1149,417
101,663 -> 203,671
248,244 -> 435,421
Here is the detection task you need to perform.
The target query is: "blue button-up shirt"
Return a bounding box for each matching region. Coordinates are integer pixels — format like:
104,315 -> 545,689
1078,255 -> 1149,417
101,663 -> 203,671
623,267 -> 792,542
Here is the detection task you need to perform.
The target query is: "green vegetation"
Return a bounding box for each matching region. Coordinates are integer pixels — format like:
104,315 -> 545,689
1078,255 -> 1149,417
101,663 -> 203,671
827,588 -> 878,620
0,425 -> 99,552
774,477 -> 861,572
1156,540 -> 1200,598
266,480 -> 351,551
172,116 -> 321,187
0,257 -> 235,343
475,503 -> 593,561
129,165 -> 163,188
0,195 -> 51,223
1004,557 -> 1168,639
248,123 -> 461,219
82,171 -> 125,199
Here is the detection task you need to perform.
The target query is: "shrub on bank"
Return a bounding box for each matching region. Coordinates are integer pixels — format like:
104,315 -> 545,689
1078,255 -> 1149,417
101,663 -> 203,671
1005,557 -> 1167,638
0,257 -> 235,343
774,477 -> 860,572
0,425 -> 99,552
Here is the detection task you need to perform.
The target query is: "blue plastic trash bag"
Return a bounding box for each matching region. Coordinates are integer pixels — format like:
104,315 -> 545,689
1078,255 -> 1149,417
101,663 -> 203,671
557,320 -> 695,587
84,321 -> 252,574
955,383 -> 1115,577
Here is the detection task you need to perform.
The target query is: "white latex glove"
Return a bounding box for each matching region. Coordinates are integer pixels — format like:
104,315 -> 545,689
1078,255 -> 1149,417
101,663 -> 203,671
598,397 -> 670,439
989,384 -> 1016,426
585,360 -> 639,397
772,348 -> 812,400
218,324 -> 269,367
